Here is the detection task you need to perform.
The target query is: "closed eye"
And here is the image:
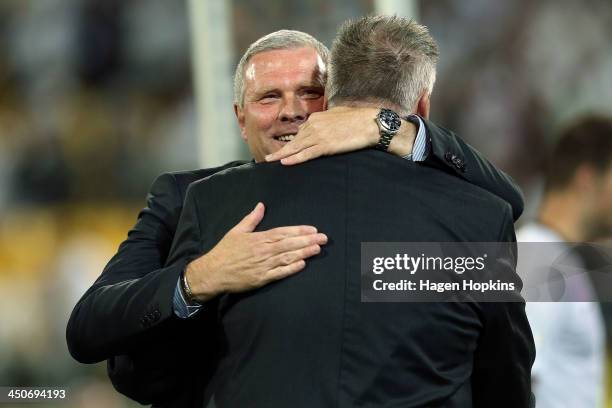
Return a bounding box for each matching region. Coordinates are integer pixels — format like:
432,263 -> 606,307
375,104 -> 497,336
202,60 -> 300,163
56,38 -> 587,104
300,88 -> 324,99
259,93 -> 280,104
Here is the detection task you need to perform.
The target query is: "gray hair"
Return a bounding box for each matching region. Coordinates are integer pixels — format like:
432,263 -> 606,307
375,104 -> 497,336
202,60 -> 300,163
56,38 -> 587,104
327,15 -> 439,115
233,30 -> 330,107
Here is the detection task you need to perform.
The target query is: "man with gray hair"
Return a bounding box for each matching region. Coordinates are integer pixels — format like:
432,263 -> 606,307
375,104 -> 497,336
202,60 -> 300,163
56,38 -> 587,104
68,20 -> 530,407
326,16 -> 438,118
233,29 -> 330,108
152,15 -> 534,407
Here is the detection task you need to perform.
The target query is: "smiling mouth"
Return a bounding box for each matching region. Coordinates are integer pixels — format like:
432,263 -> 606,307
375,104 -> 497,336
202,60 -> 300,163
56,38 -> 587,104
274,134 -> 296,142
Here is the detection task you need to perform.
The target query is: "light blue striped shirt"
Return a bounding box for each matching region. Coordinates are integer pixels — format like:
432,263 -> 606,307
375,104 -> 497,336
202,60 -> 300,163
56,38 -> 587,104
173,115 -> 429,318
174,272 -> 203,318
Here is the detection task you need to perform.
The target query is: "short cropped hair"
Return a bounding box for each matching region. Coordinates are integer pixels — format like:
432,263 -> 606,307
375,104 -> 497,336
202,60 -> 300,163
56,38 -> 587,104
233,30 -> 330,107
545,115 -> 612,192
327,15 -> 439,114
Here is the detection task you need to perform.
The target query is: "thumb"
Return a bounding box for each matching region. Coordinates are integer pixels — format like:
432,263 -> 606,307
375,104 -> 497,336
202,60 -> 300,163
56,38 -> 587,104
234,202 -> 265,233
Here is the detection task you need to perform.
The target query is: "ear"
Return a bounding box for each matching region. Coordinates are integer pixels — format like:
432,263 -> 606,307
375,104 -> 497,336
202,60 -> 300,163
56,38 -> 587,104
416,92 -> 431,119
234,104 -> 247,141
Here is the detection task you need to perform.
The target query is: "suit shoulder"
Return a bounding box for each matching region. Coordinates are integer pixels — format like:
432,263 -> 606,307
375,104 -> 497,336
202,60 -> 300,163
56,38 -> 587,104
407,162 -> 514,234
419,160 -> 510,208
187,156 -> 349,195
158,160 -> 249,197
187,161 -> 261,192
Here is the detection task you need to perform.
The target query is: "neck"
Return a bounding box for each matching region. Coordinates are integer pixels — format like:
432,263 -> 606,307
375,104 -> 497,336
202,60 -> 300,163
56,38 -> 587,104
537,190 -> 586,241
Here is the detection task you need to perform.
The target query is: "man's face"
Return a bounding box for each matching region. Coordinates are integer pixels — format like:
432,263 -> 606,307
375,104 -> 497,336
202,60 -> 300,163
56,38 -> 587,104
234,47 -> 326,162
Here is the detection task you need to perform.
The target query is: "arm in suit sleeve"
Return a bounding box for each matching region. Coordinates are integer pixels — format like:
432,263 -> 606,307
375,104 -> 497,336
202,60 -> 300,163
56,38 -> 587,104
66,173 -> 189,364
109,184 -> 216,407
422,118 -> 525,221
471,205 -> 536,407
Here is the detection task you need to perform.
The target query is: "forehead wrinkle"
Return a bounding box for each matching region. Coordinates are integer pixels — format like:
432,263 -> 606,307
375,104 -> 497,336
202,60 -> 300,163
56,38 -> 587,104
249,48 -> 320,76
244,48 -> 324,99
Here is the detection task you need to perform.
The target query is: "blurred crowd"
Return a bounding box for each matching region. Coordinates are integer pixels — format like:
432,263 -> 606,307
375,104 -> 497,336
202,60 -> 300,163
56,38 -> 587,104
0,2 -> 197,405
0,0 -> 196,210
0,0 -> 610,407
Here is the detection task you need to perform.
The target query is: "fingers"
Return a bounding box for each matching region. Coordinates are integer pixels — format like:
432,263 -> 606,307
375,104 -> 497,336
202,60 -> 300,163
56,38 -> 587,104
265,137 -> 316,162
279,145 -> 323,166
264,242 -> 322,283
266,259 -> 307,282
233,202 -> 265,233
268,244 -> 322,267
260,225 -> 320,241
267,233 -> 328,253
265,144 -> 296,162
259,234 -> 326,280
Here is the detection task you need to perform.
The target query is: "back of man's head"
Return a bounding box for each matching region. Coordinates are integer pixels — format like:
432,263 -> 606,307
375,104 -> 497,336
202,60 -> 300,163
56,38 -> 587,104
326,15 -> 439,115
544,115 -> 612,193
233,30 -> 330,108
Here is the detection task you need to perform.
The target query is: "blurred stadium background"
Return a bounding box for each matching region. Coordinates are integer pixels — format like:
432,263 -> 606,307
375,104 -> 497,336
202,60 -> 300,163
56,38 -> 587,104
0,0 -> 610,406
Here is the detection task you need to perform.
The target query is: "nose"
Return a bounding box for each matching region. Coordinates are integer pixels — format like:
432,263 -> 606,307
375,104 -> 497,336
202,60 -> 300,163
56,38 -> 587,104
279,95 -> 308,124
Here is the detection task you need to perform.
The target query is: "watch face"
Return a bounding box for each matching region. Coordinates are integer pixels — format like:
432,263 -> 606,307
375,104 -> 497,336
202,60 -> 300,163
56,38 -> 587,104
378,109 -> 401,132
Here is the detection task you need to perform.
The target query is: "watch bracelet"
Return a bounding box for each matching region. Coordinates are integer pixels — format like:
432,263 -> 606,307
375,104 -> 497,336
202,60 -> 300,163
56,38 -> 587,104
181,266 -> 200,305
375,131 -> 394,151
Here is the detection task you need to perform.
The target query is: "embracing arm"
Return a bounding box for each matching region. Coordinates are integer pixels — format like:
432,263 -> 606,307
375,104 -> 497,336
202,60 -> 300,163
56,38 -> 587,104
66,173 -> 187,363
66,171 -> 224,406
266,107 -> 524,220
66,168 -> 326,403
106,184 -> 220,408
421,119 -> 524,221
65,173 -> 197,405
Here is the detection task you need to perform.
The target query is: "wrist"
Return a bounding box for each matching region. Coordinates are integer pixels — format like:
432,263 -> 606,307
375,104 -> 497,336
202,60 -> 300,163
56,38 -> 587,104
364,108 -> 384,146
387,119 -> 416,157
184,256 -> 220,303
180,267 -> 201,306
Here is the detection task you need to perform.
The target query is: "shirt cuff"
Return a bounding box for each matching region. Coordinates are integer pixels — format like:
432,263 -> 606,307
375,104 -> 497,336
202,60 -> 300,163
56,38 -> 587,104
173,276 -> 203,318
403,115 -> 428,162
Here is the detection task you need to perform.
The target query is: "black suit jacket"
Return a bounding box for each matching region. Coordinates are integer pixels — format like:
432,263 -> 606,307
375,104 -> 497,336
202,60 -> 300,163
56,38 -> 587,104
66,120 -> 527,406
163,149 -> 534,407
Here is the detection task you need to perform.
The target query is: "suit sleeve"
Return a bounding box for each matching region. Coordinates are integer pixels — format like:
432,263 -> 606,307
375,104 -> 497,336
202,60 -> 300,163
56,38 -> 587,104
471,205 -> 536,407
66,173 -> 188,364
106,184 -> 215,408
422,119 -> 525,221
